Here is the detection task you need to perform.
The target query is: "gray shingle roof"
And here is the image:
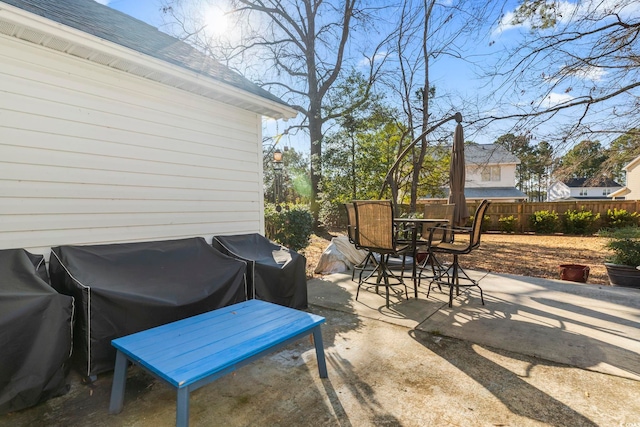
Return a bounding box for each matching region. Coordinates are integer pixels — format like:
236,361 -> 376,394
563,178 -> 621,188
3,0 -> 289,107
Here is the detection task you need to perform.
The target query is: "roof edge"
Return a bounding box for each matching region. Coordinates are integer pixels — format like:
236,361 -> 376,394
0,3 -> 297,120
624,155 -> 640,171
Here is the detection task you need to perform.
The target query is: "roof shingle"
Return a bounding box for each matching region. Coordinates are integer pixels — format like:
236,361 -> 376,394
2,0 -> 289,107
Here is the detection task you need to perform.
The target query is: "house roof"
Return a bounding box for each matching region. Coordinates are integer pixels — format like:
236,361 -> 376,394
464,144 -> 520,165
609,187 -> 631,198
0,0 -> 296,119
563,178 -> 621,188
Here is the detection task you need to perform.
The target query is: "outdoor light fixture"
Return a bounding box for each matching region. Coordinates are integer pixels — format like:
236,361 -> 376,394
273,149 -> 283,171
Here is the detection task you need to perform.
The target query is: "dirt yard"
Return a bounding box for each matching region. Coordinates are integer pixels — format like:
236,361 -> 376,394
301,232 -> 611,285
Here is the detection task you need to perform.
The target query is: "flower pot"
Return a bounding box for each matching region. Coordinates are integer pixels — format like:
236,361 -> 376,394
558,264 -> 589,283
604,263 -> 640,288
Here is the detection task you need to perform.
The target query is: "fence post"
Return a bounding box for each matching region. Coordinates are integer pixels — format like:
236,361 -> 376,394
518,202 -> 524,233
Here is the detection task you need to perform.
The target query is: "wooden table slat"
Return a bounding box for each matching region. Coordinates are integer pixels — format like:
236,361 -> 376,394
137,309 -> 307,368
167,316 -> 322,385
118,304 -> 284,360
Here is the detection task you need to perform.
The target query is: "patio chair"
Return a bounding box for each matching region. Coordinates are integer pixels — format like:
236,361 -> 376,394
212,233 -> 308,309
353,200 -> 410,308
427,199 -> 491,307
0,249 -> 73,414
416,203 -> 455,284
344,202 -> 376,284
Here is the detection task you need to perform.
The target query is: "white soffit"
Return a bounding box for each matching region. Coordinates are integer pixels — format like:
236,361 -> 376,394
0,4 -> 297,120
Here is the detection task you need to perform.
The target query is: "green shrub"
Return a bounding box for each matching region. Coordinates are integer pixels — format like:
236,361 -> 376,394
264,203 -> 313,251
600,226 -> 640,266
601,208 -> 640,229
318,200 -> 344,229
563,208 -> 600,235
529,210 -> 559,234
498,215 -> 518,233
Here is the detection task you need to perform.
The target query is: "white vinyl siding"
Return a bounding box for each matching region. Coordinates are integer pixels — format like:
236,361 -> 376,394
626,161 -> 640,200
0,35 -> 264,256
467,164 -> 516,188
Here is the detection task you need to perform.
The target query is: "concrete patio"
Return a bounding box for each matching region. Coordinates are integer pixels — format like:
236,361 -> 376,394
2,270 -> 640,426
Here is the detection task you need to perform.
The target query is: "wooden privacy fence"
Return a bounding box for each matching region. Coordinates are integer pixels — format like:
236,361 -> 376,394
411,200 -> 640,233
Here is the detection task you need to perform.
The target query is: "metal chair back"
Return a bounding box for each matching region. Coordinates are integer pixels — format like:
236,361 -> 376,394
470,200 -> 491,250
422,204 -> 455,243
344,203 -> 359,246
353,200 -> 396,254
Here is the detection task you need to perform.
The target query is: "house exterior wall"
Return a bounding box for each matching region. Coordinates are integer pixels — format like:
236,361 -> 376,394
549,182 -> 620,201
626,160 -> 640,199
547,182 -> 570,201
0,35 -> 265,257
568,186 -> 616,198
466,163 -> 518,188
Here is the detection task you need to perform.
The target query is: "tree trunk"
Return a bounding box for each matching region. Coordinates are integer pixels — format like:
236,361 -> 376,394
309,103 -> 322,226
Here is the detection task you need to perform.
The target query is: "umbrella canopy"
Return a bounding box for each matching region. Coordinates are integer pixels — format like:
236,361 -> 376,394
448,121 -> 470,226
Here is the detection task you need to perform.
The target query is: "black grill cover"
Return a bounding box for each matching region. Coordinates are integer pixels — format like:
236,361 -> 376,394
0,249 -> 73,414
212,234 -> 307,309
48,237 -> 246,377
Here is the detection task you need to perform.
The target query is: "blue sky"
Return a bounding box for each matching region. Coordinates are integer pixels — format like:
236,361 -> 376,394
96,0 -> 639,154
98,0 -> 165,27
99,0 -> 504,150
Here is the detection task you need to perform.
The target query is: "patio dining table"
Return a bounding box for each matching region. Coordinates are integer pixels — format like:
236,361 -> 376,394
394,217 -> 448,298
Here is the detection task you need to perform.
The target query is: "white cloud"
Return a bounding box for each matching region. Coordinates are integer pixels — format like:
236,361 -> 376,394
94,0 -> 110,5
542,92 -> 574,108
493,0 -> 640,36
571,66 -> 607,81
358,51 -> 387,67
492,11 -> 525,35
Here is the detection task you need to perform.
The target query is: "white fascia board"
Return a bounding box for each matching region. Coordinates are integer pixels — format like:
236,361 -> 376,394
609,187 -> 630,198
624,155 -> 640,172
0,3 -> 297,120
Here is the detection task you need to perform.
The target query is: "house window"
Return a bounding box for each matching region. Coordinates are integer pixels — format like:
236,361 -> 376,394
481,166 -> 501,182
579,188 -> 588,196
603,188 -> 611,196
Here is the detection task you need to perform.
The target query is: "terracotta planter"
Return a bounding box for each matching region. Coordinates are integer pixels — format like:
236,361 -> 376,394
416,252 -> 428,264
558,264 -> 590,283
604,263 -> 640,288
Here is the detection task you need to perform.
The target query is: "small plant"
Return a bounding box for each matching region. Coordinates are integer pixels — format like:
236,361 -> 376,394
602,208 -> 640,229
563,208 -> 600,235
399,211 -> 424,219
529,210 -> 559,234
265,203 -> 313,251
498,215 -> 518,233
600,226 -> 640,266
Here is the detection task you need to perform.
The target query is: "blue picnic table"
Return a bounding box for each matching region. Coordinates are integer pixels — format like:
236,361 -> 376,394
109,299 -> 327,426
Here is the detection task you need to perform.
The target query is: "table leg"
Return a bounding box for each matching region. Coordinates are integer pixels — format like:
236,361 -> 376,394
412,226 -> 419,298
312,327 -> 328,378
176,387 -> 190,427
109,350 -> 128,414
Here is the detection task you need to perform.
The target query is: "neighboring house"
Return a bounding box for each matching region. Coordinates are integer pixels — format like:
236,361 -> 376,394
547,178 -> 622,201
0,0 -> 296,258
425,143 -> 527,202
609,155 -> 640,200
